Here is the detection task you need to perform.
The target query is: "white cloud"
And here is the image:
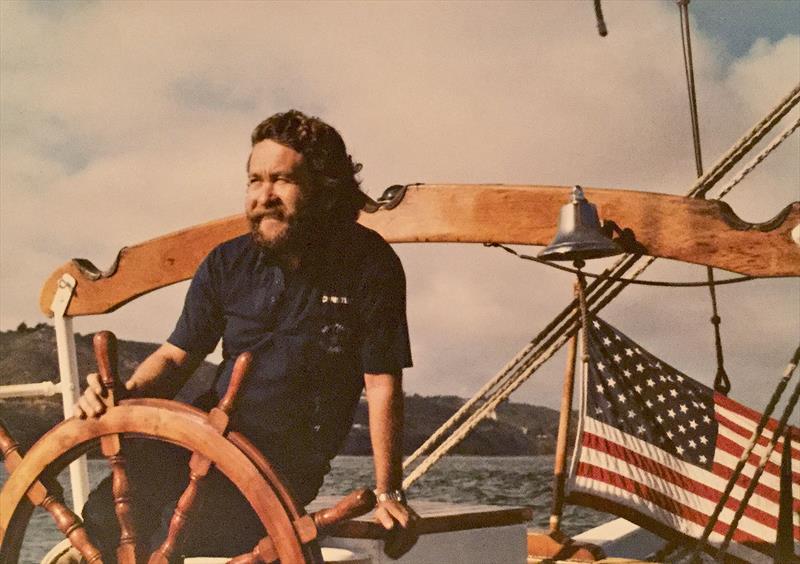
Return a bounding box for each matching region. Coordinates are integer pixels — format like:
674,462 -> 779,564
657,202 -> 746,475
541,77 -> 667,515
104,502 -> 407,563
1,1 -> 798,412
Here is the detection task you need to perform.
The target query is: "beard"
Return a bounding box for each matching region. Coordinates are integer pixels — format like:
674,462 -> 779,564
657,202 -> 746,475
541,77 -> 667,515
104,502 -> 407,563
248,199 -> 318,257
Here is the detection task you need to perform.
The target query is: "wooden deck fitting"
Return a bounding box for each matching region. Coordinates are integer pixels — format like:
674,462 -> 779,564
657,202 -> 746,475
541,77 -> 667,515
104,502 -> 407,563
527,529 -> 606,562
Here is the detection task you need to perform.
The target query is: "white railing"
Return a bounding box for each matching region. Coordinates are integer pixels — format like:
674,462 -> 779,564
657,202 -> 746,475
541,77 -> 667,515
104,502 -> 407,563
0,273 -> 90,513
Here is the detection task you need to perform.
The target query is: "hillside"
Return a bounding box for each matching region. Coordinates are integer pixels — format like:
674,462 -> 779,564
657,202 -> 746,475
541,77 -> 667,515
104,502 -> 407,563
0,324 -> 569,455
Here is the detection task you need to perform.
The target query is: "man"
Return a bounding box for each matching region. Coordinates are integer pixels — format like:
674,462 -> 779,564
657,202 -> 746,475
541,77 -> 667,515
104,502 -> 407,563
76,110 -> 413,558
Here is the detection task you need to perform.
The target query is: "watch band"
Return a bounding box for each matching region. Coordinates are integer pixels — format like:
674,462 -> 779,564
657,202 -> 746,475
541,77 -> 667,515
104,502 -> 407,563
376,489 -> 406,504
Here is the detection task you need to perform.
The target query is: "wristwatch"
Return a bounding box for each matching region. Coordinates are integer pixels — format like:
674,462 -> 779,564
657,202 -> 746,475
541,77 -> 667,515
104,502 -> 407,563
375,489 -> 406,504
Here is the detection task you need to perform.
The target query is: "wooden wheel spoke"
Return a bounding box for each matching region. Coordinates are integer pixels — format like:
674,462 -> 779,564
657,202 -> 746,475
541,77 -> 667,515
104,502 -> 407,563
95,331 -> 139,564
228,488 -> 376,564
0,421 -> 104,563
148,352 -> 252,564
3,341 -> 308,564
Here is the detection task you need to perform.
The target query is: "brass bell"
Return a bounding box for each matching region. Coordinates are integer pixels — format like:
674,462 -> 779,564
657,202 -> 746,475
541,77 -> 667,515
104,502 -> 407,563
538,186 -> 622,261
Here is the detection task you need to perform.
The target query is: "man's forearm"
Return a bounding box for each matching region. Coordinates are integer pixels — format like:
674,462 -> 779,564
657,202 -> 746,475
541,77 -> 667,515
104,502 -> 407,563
364,372 -> 404,492
125,343 -> 197,399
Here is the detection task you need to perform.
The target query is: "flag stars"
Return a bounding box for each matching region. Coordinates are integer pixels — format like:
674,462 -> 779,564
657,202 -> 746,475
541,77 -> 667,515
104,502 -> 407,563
667,409 -> 676,418
625,348 -> 634,357
627,409 -> 636,419
595,407 -> 603,415
660,375 -> 668,383
678,424 -> 686,434
689,420 -> 698,429
646,378 -> 655,387
636,363 -> 645,373
623,369 -> 632,378
666,430 -> 674,440
676,445 -> 684,455
676,374 -> 684,382
637,425 -> 646,435
634,384 -> 643,394
617,393 -> 627,404
702,415 -> 711,424
699,454 -> 707,464
613,354 -> 622,363
603,337 -> 612,346
593,320 -> 600,329
699,436 -> 708,445
645,400 -> 653,408
655,415 -> 664,424
688,440 -> 696,449
669,388 -> 679,398
679,404 -> 688,414
657,394 -> 666,403
596,361 -> 606,371
606,377 -> 616,388
596,384 -> 604,393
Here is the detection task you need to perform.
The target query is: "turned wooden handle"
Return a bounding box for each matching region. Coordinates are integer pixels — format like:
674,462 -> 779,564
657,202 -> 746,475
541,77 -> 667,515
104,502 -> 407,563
148,352 -> 252,563
0,422 -> 104,562
93,331 -> 119,396
218,352 -> 251,415
312,488 -> 377,532
0,420 -> 22,467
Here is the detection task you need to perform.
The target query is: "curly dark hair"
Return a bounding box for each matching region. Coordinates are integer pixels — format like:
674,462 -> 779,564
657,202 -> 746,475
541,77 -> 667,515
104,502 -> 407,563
250,110 -> 365,224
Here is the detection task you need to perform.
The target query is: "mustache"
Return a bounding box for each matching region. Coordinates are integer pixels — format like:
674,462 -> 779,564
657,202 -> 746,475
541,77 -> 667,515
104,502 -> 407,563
250,202 -> 287,222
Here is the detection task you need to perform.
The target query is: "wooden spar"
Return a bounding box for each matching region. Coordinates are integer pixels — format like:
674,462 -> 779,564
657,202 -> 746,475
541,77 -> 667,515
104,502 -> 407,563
549,304 -> 579,533
39,184 -> 800,317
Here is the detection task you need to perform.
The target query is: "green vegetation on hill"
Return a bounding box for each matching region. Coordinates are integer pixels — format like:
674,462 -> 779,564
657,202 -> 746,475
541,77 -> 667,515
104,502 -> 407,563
1,324 -> 570,455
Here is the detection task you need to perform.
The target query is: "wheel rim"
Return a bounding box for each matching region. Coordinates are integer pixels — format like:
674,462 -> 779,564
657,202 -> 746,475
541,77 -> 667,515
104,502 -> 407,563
1,399 -> 308,563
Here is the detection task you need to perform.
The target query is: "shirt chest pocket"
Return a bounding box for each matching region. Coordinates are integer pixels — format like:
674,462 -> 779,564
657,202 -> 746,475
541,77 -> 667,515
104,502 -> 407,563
297,296 -> 358,363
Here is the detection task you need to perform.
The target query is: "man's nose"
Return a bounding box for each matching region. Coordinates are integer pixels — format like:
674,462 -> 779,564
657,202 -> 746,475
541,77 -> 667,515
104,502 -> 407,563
254,182 -> 275,206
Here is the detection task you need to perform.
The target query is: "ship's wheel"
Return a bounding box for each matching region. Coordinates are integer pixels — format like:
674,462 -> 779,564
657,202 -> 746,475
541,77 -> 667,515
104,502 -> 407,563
0,332 -> 374,564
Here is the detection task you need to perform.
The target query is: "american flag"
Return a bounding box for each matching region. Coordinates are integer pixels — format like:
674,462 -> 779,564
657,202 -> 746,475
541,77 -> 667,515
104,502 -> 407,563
567,317 -> 799,563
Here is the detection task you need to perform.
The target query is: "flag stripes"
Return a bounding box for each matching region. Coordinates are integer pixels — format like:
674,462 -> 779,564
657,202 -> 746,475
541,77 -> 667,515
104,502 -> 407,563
567,316 -> 799,562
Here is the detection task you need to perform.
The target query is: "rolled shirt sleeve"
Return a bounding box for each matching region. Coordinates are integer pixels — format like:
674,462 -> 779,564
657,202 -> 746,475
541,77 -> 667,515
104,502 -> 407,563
357,247 -> 413,375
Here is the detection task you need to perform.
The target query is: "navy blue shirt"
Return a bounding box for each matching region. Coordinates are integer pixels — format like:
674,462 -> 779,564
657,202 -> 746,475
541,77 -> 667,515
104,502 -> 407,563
168,223 -> 412,485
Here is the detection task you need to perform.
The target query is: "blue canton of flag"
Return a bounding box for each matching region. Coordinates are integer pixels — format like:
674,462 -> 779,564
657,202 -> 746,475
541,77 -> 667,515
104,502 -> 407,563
585,317 -> 718,470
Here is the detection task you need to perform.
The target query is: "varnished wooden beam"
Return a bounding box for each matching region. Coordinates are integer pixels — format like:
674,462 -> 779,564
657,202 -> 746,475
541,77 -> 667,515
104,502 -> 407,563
39,185 -> 800,317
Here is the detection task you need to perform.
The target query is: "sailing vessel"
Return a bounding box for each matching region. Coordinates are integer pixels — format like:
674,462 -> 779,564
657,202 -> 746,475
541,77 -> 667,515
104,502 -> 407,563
2,1 -> 799,562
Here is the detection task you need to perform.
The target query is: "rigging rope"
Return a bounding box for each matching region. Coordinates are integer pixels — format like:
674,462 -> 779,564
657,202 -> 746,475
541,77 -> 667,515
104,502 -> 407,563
485,243 -> 757,287
403,62 -> 800,490
593,0 -> 608,37
715,116 -> 800,200
689,83 -> 800,199
685,346 -> 800,560
404,254 -> 646,487
678,0 -> 731,395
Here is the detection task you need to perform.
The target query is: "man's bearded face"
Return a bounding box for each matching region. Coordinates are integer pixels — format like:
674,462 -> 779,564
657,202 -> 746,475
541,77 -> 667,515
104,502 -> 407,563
245,139 -> 311,253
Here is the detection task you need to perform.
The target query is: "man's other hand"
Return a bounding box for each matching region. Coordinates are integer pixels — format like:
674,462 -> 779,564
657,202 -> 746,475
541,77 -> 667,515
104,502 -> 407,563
376,499 -> 420,558
375,498 -> 412,530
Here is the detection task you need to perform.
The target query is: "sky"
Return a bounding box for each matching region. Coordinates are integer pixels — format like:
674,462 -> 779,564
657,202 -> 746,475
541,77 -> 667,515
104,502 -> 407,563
1,0 -> 799,417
